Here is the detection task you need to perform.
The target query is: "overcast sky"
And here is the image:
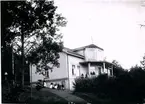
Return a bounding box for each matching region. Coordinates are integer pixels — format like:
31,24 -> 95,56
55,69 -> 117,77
54,0 -> 145,69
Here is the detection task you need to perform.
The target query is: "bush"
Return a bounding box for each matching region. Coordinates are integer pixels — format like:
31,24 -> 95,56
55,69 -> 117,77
2,83 -> 24,103
73,78 -> 91,92
74,69 -> 145,104
73,74 -> 109,94
35,80 -> 44,91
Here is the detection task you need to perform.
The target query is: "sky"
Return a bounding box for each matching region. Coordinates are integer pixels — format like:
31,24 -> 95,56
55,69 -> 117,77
54,0 -> 145,69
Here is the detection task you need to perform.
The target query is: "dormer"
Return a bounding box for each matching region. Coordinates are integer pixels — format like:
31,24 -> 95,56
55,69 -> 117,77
73,44 -> 104,61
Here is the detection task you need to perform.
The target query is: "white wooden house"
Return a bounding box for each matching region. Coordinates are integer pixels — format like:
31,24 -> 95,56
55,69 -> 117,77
30,44 -> 114,90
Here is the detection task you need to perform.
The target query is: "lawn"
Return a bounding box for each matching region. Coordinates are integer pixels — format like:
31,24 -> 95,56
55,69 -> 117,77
74,92 -> 138,104
19,88 -> 68,104
73,92 -> 109,104
2,84 -> 68,104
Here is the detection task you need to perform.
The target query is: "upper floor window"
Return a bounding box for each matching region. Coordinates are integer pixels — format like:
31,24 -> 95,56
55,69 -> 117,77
72,65 -> 75,75
85,48 -> 97,61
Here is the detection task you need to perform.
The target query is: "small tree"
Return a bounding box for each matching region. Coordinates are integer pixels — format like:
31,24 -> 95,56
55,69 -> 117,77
112,60 -> 122,68
112,60 -> 125,77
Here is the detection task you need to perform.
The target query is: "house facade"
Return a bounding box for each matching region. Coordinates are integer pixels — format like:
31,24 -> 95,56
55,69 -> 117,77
30,44 -> 114,90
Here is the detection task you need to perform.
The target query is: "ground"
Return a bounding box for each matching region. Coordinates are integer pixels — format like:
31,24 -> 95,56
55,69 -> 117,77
19,88 -> 67,104
43,88 -> 87,103
3,84 -> 115,104
3,85 -> 139,104
18,87 -> 88,104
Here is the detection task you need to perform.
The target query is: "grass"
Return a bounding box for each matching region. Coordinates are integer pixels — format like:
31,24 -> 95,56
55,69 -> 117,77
73,92 -> 108,104
19,87 -> 68,104
2,83 -> 68,104
74,92 -> 138,104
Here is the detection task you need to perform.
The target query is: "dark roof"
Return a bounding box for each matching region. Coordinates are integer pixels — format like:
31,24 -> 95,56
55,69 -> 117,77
63,47 -> 85,59
62,44 -> 103,59
72,44 -> 104,51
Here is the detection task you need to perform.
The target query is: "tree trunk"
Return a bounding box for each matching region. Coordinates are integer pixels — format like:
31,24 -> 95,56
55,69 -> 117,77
12,42 -> 15,85
21,30 -> 24,87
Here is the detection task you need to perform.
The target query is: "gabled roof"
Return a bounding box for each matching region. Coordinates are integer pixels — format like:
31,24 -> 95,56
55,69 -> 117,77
63,47 -> 85,59
62,44 -> 103,59
72,44 -> 104,51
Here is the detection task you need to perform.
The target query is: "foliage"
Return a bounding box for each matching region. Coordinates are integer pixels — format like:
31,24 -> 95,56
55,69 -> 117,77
2,81 -> 25,103
113,65 -> 126,77
140,54 -> 145,70
112,60 -> 122,68
112,60 -> 126,77
73,77 -> 95,93
1,46 -> 13,80
74,74 -> 109,96
1,0 -> 67,75
35,80 -> 44,91
74,67 -> 145,104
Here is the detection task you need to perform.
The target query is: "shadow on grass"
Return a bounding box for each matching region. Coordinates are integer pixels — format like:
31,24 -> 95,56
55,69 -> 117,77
19,88 -> 68,104
73,92 -> 137,104
27,97 -> 68,104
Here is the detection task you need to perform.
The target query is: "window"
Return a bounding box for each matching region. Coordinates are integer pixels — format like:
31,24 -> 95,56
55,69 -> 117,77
45,70 -> 49,78
72,65 -> 75,75
51,69 -> 53,72
77,65 -> 80,76
102,67 -> 104,73
110,69 -> 113,76
77,65 -> 80,69
98,67 -> 101,74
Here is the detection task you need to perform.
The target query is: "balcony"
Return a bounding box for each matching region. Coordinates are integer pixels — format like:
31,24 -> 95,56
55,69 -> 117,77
79,61 -> 114,77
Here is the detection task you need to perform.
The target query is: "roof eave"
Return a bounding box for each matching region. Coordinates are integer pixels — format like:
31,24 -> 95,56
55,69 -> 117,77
62,50 -> 85,59
73,44 -> 104,51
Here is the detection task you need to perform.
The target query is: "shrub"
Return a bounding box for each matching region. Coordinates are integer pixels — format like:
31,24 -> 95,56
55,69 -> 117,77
74,78 -> 92,92
73,69 -> 145,104
73,74 -> 109,94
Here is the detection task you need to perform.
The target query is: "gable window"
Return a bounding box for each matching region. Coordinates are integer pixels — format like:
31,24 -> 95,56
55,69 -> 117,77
72,65 -> 75,75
